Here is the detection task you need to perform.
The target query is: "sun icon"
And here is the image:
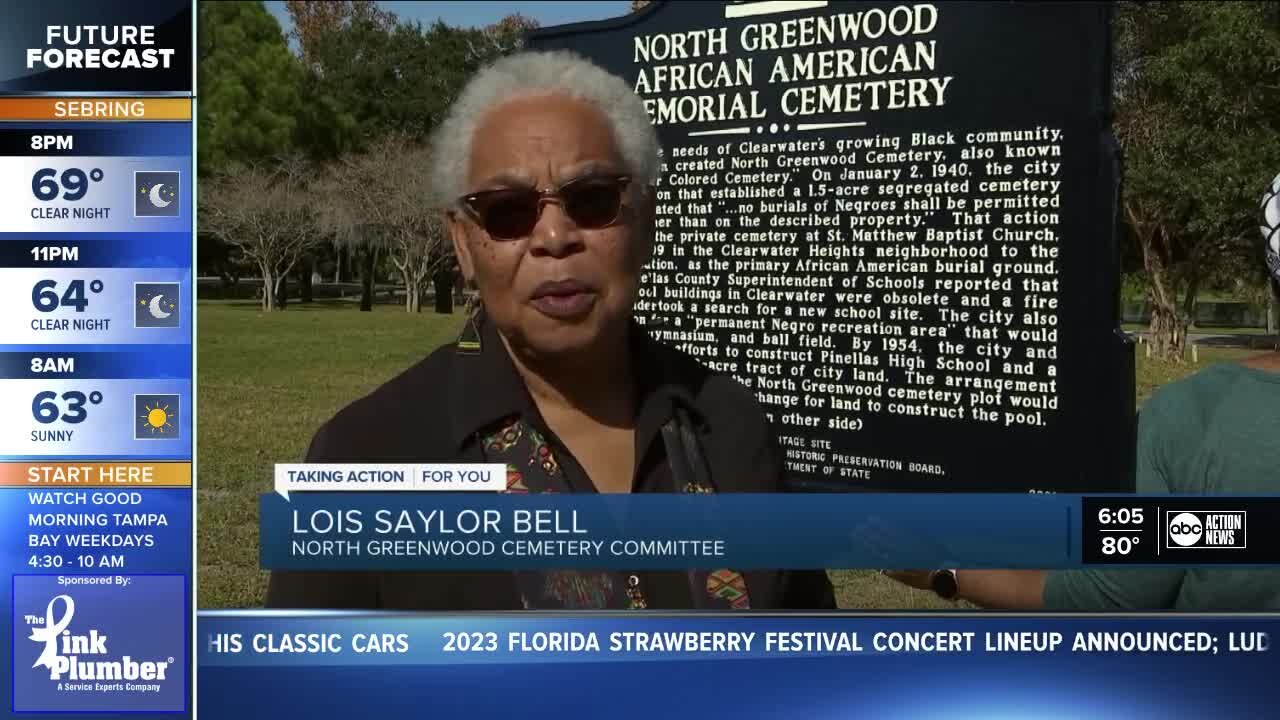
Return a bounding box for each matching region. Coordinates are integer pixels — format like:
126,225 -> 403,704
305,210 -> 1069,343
140,401 -> 176,435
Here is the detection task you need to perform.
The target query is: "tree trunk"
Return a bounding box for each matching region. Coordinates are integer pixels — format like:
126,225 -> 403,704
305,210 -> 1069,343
434,271 -> 455,314
276,272 -> 289,310
299,259 -> 314,304
401,271 -> 417,313
1268,284 -> 1278,335
1178,268 -> 1201,351
261,267 -> 275,311
360,248 -> 376,312
1135,219 -> 1185,361
1147,302 -> 1186,359
334,246 -> 344,284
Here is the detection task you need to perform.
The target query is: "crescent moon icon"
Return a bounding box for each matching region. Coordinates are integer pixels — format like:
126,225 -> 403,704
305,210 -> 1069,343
149,295 -> 172,319
149,183 -> 171,208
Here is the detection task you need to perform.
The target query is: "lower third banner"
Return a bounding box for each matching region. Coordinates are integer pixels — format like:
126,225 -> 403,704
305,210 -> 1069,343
198,613 -> 1274,719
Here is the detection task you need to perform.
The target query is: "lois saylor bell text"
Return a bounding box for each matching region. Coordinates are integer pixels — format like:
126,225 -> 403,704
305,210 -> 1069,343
291,509 -> 587,535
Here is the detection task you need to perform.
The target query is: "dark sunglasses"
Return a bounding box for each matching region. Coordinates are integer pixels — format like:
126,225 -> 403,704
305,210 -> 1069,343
458,174 -> 631,240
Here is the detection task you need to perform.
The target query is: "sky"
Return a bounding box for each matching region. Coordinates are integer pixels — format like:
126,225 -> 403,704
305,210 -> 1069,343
263,1 -> 633,35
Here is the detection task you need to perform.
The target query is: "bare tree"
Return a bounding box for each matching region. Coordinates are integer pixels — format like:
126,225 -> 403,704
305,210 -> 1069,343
202,155 -> 324,311
317,135 -> 452,312
468,13 -> 539,60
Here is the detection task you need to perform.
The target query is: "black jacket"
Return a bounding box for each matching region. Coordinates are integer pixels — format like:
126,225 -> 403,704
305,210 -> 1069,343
266,316 -> 836,610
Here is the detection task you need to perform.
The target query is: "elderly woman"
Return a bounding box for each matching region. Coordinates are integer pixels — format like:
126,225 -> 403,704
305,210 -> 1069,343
267,50 -> 835,610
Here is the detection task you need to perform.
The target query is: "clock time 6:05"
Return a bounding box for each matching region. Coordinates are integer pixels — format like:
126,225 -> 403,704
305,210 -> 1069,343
1097,507 -> 1144,525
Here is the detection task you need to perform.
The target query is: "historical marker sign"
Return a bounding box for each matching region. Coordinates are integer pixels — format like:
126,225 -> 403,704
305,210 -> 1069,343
529,0 -> 1134,492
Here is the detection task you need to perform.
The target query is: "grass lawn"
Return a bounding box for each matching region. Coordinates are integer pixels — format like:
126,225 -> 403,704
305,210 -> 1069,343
196,301 -> 1269,609
197,301 -> 464,608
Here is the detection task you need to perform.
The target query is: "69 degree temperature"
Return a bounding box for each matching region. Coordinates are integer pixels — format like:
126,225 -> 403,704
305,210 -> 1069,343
32,167 -> 103,202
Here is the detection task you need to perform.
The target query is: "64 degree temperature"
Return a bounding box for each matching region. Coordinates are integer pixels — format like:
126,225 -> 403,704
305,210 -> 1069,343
32,278 -> 103,312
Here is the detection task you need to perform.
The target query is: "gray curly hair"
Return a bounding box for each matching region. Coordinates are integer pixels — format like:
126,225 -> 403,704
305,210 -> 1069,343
429,49 -> 662,208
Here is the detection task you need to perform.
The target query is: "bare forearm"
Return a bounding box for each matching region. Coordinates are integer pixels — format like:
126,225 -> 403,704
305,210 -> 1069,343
957,570 -> 1047,609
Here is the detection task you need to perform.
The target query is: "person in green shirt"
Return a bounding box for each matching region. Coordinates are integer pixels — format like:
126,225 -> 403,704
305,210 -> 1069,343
888,232 -> 1280,610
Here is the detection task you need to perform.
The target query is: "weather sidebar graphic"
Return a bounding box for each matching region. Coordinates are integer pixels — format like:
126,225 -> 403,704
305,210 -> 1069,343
0,1 -> 195,716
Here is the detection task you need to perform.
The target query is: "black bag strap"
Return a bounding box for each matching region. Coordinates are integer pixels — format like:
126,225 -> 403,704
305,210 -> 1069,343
660,403 -> 754,609
661,404 -> 715,493
476,401 -> 749,609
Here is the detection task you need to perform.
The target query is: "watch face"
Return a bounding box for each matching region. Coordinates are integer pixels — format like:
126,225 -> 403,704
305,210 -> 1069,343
931,570 -> 958,599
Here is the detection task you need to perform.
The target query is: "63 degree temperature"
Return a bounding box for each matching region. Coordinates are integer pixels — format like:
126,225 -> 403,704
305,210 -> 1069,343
32,390 -> 103,424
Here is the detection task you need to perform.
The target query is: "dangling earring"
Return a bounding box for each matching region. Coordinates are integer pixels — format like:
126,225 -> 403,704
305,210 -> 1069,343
625,574 -> 648,610
456,283 -> 482,354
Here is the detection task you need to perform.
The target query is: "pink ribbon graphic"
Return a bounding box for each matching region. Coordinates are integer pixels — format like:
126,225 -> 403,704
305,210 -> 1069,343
29,595 -> 74,672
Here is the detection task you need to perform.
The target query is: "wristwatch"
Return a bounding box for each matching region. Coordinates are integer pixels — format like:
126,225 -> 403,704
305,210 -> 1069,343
929,569 -> 959,600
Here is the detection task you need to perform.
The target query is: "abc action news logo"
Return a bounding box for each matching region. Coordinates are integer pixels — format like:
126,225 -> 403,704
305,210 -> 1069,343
1166,511 -> 1248,550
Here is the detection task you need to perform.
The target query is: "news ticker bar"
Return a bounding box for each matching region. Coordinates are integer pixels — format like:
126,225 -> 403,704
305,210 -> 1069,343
195,614 -> 1276,718
198,613 -> 1274,666
258,487 -> 1280,570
